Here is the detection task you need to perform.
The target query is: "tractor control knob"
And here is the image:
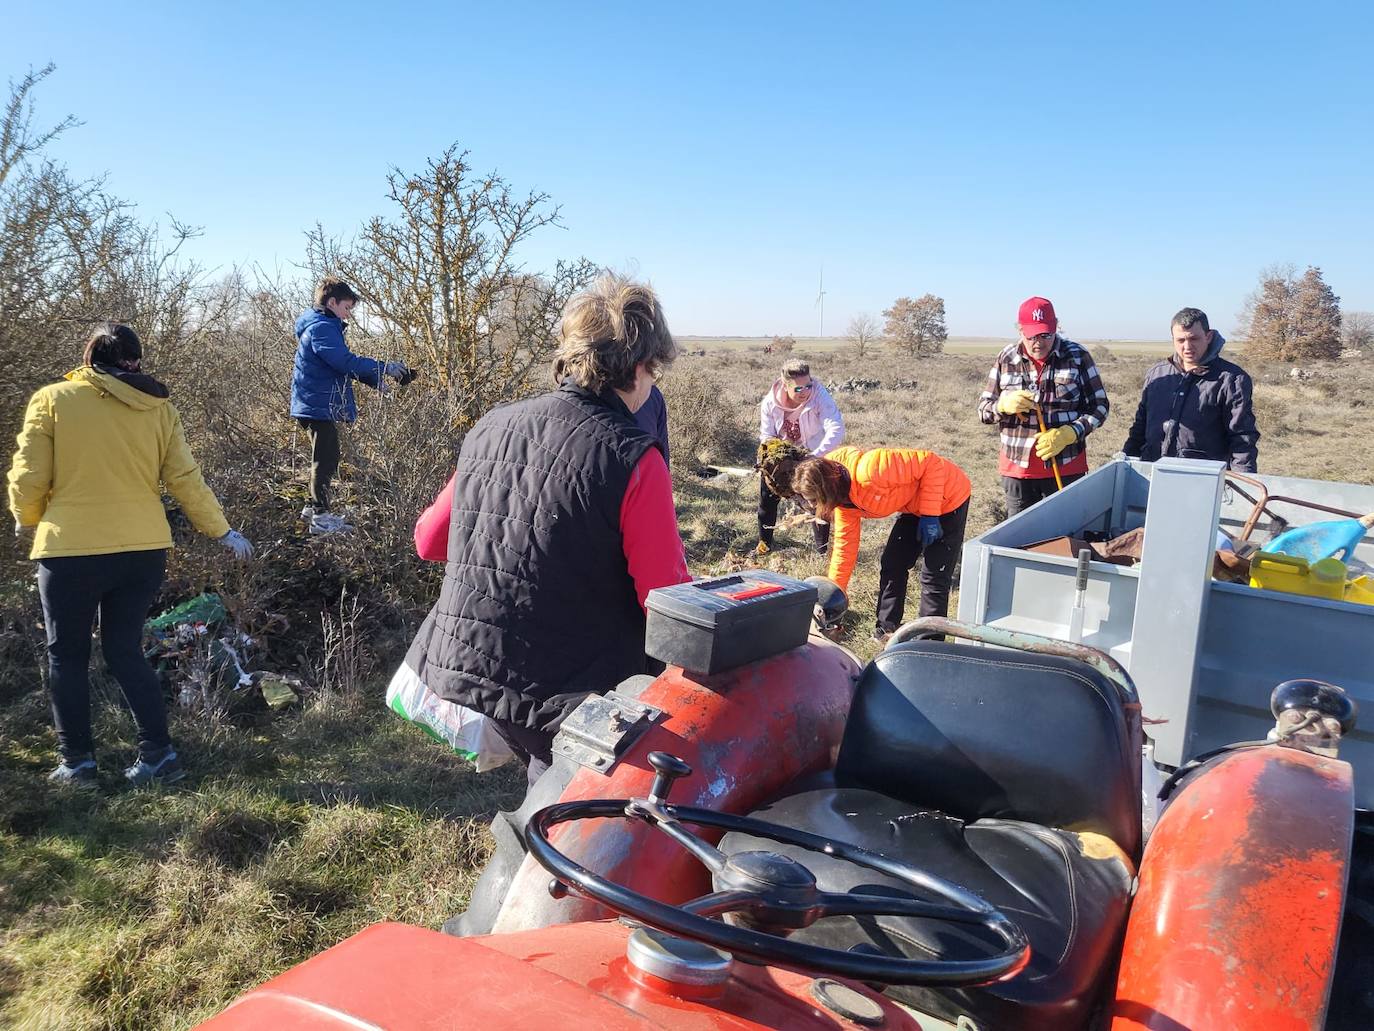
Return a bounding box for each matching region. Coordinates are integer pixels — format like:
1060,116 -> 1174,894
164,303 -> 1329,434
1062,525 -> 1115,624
1271,679 -> 1357,734
647,751 -> 692,804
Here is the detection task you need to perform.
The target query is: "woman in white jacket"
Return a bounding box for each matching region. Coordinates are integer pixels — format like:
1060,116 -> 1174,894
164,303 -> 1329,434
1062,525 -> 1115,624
756,360 -> 845,553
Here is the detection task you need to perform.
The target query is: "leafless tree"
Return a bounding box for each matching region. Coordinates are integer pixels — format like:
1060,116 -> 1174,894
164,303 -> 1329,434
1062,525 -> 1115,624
882,294 -> 947,357
305,145 -> 597,432
846,313 -> 880,356
1343,311 -> 1374,354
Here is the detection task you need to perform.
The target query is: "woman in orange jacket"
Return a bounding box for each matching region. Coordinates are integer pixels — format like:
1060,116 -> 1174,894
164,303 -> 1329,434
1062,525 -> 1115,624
791,445 -> 971,641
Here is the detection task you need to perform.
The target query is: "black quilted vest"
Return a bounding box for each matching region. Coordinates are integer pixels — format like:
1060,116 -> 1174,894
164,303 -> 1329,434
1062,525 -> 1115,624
406,382 -> 659,734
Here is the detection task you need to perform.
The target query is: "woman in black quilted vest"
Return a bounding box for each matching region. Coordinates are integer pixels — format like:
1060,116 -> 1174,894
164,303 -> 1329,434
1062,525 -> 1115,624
406,274 -> 691,786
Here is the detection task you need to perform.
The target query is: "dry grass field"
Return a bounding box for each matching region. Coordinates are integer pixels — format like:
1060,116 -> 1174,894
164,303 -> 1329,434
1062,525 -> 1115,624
2,336 -> 1370,1029
665,341 -> 1373,661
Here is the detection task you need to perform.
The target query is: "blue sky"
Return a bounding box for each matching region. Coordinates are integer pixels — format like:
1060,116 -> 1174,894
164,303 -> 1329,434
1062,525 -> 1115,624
6,1 -> 1371,339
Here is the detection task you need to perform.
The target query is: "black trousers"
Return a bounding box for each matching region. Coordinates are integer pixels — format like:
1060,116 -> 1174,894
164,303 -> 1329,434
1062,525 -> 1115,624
38,549 -> 170,762
758,478 -> 830,550
875,501 -> 969,633
490,720 -> 554,789
298,418 -> 341,511
1001,473 -> 1084,518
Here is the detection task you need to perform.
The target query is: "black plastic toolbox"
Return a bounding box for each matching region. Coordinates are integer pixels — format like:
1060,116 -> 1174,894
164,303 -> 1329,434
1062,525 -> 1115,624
644,571 -> 818,674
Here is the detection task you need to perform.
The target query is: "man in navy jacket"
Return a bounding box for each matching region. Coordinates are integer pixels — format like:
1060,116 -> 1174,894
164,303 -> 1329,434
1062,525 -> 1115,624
1124,307 -> 1259,473
290,277 -> 405,532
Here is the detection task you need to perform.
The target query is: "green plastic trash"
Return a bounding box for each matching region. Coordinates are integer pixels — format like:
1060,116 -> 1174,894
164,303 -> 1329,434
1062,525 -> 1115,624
146,592 -> 226,631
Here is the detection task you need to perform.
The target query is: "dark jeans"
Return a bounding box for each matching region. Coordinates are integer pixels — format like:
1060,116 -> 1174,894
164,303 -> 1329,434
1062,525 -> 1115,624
490,720 -> 554,788
1002,473 -> 1085,518
298,418 -> 341,511
758,478 -> 830,550
38,549 -> 170,762
875,501 -> 969,633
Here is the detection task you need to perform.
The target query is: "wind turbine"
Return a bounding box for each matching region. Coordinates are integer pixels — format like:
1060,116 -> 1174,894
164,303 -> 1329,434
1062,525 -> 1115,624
815,267 -> 826,338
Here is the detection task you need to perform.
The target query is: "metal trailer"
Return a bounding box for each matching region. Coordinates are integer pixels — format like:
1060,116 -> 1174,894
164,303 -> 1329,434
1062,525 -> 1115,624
958,457 -> 1374,806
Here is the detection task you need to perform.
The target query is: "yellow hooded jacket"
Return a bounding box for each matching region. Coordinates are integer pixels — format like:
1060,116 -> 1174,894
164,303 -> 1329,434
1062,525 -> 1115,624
7,367 -> 230,559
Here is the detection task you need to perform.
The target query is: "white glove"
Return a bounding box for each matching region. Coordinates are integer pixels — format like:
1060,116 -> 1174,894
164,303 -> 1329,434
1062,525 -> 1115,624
219,529 -> 254,560
15,522 -> 34,544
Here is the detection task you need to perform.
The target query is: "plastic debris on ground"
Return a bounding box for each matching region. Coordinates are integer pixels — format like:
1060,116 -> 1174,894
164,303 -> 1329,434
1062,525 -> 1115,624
144,592 -> 301,713
385,661 -> 514,772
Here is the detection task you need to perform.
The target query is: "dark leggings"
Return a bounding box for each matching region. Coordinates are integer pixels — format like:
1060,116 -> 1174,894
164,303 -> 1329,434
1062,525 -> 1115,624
875,501 -> 970,632
38,549 -> 170,761
298,418 -> 341,511
758,477 -> 830,549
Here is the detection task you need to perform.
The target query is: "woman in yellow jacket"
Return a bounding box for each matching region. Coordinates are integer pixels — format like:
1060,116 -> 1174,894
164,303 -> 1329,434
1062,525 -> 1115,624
792,445 -> 971,641
7,323 -> 252,787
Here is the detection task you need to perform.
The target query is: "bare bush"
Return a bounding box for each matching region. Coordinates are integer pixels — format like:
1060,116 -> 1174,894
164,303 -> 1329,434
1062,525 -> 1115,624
661,361 -> 755,468
305,144 -> 597,434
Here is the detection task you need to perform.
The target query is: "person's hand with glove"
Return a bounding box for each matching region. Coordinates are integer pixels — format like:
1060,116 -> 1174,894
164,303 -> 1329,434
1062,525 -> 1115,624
1034,425 -> 1078,460
219,530 -> 254,561
996,389 -> 1036,416
917,516 -> 943,547
14,522 -> 34,546
384,361 -> 407,380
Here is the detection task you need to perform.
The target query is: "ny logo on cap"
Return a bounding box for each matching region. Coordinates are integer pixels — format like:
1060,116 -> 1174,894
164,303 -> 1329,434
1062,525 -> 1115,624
1033,308 -> 1045,322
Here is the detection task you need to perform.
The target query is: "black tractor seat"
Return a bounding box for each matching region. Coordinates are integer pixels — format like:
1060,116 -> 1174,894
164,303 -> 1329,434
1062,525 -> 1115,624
721,639 -> 1143,1031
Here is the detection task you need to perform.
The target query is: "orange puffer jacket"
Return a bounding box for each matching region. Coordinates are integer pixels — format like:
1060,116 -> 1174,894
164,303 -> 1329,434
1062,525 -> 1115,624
824,445 -> 972,591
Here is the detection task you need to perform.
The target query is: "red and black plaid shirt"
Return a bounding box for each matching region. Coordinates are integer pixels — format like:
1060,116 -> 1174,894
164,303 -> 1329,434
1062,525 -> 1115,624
977,337 -> 1111,470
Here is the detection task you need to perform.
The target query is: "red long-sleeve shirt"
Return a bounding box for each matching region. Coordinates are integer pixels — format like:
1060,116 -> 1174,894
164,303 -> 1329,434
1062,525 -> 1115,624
413,448 -> 690,609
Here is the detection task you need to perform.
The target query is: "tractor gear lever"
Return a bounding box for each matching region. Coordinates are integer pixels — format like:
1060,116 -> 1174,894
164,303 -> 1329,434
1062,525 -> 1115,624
647,751 -> 692,803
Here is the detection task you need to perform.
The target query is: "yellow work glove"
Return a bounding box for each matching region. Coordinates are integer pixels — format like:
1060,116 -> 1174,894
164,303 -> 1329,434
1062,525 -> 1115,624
1034,425 -> 1078,460
996,389 -> 1036,416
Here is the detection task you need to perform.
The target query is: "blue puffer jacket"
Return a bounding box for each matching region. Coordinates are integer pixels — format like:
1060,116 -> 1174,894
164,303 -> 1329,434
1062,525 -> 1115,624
289,308 -> 384,422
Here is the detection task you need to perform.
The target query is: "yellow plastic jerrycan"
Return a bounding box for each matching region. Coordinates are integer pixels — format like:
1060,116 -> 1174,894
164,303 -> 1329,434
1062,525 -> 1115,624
1248,552 -> 1348,600
1347,575 -> 1374,607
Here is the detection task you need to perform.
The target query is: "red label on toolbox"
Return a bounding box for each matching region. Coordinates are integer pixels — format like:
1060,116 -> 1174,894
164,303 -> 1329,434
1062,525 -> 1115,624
719,583 -> 785,601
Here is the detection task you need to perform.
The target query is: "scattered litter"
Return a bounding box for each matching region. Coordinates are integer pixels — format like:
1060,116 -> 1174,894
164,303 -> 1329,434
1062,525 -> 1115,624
145,592 -> 298,714
259,678 -> 302,710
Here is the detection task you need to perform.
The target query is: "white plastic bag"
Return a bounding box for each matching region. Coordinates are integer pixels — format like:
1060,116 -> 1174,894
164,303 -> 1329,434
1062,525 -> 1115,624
385,662 -> 514,772
1141,741 -> 1165,842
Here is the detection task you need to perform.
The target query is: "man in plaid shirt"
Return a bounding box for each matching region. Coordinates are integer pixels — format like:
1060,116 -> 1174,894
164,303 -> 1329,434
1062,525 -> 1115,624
977,297 -> 1111,516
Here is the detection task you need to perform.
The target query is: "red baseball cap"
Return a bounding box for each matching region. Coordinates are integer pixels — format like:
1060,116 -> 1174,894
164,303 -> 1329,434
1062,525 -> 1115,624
1018,296 -> 1057,337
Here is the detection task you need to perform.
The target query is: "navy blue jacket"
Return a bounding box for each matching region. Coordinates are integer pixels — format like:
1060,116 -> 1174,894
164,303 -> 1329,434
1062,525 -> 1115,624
289,308 -> 384,422
1123,333 -> 1259,473
633,384 -> 670,464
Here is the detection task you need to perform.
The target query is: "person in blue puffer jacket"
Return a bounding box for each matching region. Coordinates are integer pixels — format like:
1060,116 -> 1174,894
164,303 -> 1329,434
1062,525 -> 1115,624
290,277 -> 406,533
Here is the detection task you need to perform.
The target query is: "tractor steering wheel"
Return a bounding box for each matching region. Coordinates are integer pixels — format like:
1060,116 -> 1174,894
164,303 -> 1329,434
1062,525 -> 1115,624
525,752 -> 1031,987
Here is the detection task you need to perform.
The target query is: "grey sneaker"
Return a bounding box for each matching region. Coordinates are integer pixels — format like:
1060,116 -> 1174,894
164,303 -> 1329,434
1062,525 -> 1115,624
49,756 -> 98,787
871,628 -> 893,648
125,748 -> 187,786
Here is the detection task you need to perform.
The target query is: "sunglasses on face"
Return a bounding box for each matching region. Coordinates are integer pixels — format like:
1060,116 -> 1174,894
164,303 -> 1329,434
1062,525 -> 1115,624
789,383 -> 814,393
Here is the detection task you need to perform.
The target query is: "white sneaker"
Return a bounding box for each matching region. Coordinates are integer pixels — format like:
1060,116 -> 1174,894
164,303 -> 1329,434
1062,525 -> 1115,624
309,512 -> 352,534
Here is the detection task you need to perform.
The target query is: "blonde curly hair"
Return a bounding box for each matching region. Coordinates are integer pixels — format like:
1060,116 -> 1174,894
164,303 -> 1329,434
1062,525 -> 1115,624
552,274 -> 677,392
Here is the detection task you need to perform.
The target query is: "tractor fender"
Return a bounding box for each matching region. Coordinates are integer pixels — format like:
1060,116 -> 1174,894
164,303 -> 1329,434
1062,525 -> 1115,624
1111,745 -> 1353,1030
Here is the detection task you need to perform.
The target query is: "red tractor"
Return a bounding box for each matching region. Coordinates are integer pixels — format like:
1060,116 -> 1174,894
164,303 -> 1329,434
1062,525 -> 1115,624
200,573 -> 1370,1030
